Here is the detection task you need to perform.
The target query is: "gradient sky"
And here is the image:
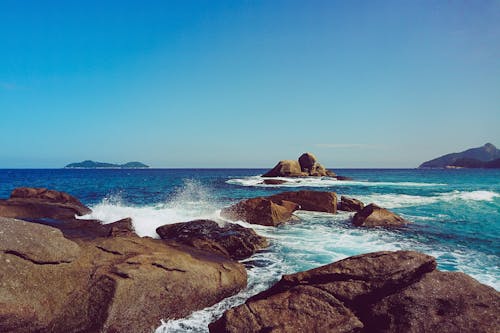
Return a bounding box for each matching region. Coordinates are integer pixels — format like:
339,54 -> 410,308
1,0 -> 499,168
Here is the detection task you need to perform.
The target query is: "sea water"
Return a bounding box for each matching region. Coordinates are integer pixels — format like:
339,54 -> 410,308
1,168 -> 498,332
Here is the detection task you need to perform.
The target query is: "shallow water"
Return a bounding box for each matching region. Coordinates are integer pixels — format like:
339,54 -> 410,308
1,168 -> 498,332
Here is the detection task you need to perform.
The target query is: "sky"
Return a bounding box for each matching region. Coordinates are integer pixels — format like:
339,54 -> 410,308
1,0 -> 499,168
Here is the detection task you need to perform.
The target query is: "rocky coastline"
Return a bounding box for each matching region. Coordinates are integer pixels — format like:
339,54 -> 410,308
0,183 -> 498,332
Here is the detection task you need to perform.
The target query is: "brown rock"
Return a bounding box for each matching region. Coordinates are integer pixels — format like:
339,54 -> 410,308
107,217 -> 135,237
211,251 -> 499,333
262,160 -> 305,177
0,187 -> 91,219
209,285 -> 363,333
156,219 -> 269,260
221,197 -> 299,226
367,271 -> 500,333
336,175 -> 353,181
0,218 -> 247,333
339,196 -> 365,212
352,203 -> 407,227
269,190 -> 337,214
261,179 -> 287,185
298,152 -> 318,172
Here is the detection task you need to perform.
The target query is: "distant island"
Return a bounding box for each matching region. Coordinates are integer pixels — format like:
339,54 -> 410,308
419,143 -> 500,169
65,160 -> 149,169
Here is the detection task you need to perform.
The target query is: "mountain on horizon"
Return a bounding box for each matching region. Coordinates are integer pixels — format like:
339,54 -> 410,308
65,160 -> 149,169
419,143 -> 500,168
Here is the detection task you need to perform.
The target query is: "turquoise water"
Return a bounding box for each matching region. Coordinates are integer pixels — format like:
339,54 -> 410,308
1,168 -> 499,331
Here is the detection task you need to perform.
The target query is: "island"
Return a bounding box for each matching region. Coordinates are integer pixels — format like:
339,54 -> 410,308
419,143 -> 500,169
64,160 -> 149,169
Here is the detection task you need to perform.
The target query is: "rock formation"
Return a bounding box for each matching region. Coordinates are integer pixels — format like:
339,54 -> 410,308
210,251 -> 500,333
352,203 -> 407,227
221,197 -> 299,226
0,187 -> 91,219
338,196 -> 365,212
156,219 -> 269,260
221,191 -> 338,225
269,190 -> 337,214
0,217 -> 247,333
262,153 -> 335,177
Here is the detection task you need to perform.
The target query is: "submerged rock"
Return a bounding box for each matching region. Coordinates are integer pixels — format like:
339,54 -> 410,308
339,196 -> 365,212
352,203 -> 407,227
262,153 -> 335,177
0,187 -> 91,220
260,179 -> 288,185
210,251 -> 500,333
156,219 -> 269,260
0,217 -> 247,333
221,197 -> 299,226
269,190 -> 337,214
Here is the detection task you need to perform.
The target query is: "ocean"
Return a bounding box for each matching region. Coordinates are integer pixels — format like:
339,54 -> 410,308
1,168 -> 499,332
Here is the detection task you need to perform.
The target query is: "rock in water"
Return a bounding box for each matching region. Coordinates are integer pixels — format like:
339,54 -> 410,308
352,203 -> 407,227
221,198 -> 299,226
262,153 -> 336,177
269,190 -> 337,214
262,160 -> 305,177
339,196 -> 365,212
0,217 -> 247,333
210,251 -> 500,333
156,219 -> 269,260
260,179 -> 288,185
0,187 -> 91,219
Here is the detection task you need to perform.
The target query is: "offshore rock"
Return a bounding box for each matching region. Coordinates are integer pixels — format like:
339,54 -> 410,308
262,153 -> 335,177
262,160 -> 305,177
210,251 -> 499,333
339,196 -> 365,212
269,190 -> 337,214
352,203 -> 407,227
221,197 -> 299,226
0,217 -> 247,333
0,187 -> 91,219
261,179 -> 288,185
156,219 -> 269,260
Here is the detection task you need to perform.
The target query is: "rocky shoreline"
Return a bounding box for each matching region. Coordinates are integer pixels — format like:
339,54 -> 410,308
0,185 -> 498,332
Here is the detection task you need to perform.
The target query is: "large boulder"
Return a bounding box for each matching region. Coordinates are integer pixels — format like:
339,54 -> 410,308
352,203 -> 407,227
262,153 -> 336,178
269,190 -> 337,214
0,217 -> 247,333
221,197 -> 299,226
262,160 -> 305,177
0,187 -> 91,219
156,219 -> 269,260
210,251 -> 500,333
339,196 -> 365,212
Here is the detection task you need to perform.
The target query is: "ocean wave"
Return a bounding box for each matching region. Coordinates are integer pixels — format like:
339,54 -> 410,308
357,190 -> 500,209
226,175 -> 446,188
79,179 -> 221,237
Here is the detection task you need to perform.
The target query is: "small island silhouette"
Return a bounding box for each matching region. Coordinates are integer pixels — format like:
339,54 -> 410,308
65,160 -> 149,169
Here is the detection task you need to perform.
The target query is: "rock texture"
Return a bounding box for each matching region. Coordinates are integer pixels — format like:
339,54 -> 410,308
156,219 -> 269,260
0,187 -> 91,219
339,196 -> 364,212
210,251 -> 500,333
352,203 -> 407,227
0,217 -> 247,333
262,153 -> 335,177
221,198 -> 299,226
269,190 -> 337,214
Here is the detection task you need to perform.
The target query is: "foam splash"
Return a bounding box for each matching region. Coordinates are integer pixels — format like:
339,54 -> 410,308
226,175 -> 446,188
79,179 -> 220,237
357,190 -> 500,209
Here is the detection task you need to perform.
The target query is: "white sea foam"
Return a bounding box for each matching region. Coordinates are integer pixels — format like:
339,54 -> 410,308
357,190 -> 500,209
79,179 -> 221,237
226,175 -> 446,188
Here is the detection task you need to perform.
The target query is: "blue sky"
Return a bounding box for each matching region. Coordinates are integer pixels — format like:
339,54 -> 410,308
1,0 -> 499,168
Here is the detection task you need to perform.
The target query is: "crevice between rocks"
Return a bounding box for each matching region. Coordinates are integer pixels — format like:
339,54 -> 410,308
3,250 -> 72,265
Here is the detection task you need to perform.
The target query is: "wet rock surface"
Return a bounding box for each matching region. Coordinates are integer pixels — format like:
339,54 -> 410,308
210,251 -> 500,333
156,219 -> 269,260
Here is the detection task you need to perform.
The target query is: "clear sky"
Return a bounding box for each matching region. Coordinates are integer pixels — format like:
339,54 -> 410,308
1,0 -> 499,168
